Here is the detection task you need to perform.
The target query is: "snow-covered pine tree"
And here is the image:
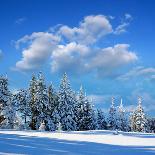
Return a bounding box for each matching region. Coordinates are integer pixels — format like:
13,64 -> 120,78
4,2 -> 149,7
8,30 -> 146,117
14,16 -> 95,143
0,76 -> 17,129
117,98 -> 129,131
0,76 -> 10,125
107,97 -> 117,130
56,73 -> 77,131
35,72 -> 48,130
16,89 -> 31,129
1,94 -> 17,129
130,97 -> 148,132
96,109 -> 107,130
76,86 -> 96,131
148,118 -> 155,133
28,74 -> 37,130
46,83 -> 59,131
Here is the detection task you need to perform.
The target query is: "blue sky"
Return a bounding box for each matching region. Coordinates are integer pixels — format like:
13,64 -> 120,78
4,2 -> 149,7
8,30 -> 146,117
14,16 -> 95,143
1,0 -> 155,115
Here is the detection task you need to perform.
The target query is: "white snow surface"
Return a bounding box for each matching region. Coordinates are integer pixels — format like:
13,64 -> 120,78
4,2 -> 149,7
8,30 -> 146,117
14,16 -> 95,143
0,129 -> 155,155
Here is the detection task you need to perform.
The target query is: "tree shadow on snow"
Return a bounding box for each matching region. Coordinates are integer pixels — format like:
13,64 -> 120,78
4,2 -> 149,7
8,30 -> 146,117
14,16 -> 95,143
0,132 -> 155,155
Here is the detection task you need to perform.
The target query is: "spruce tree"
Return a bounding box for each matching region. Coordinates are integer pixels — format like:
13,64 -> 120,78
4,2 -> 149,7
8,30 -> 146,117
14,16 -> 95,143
96,109 -> 107,130
46,83 -> 59,131
0,76 -> 9,124
16,89 -> 31,129
130,97 -> 148,132
117,99 -> 129,131
107,97 -> 117,130
0,76 -> 13,128
76,86 -> 96,131
56,73 -> 77,131
28,74 -> 37,130
35,72 -> 48,129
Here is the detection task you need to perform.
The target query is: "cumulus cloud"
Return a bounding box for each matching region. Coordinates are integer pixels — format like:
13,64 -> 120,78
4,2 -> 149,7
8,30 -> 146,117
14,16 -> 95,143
14,14 -> 138,78
59,15 -> 113,44
51,42 -> 90,74
50,43 -> 137,77
14,32 -> 60,71
87,44 -> 138,77
118,66 -> 155,80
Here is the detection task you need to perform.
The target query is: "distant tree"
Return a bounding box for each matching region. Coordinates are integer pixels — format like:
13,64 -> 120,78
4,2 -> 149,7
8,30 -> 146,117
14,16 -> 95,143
96,109 -> 107,130
148,118 -> 155,133
117,99 -> 129,131
107,97 -> 117,130
130,97 -> 148,132
76,86 -> 96,131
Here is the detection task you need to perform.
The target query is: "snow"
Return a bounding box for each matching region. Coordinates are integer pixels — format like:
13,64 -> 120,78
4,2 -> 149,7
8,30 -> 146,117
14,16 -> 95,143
0,130 -> 155,155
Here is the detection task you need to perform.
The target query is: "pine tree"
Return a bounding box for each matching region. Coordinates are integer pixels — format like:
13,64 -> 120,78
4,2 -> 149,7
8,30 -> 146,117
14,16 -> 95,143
35,72 -> 49,130
107,97 -> 117,130
1,94 -> 17,129
130,97 -> 148,132
46,83 -> 59,131
117,99 -> 129,131
76,86 -> 96,131
28,74 -> 37,130
0,76 -> 10,125
0,76 -> 16,129
16,89 -> 31,129
96,109 -> 107,130
56,73 -> 77,131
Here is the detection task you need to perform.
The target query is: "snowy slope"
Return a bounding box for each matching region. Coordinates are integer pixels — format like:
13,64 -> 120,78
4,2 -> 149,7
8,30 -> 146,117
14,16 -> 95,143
0,130 -> 155,155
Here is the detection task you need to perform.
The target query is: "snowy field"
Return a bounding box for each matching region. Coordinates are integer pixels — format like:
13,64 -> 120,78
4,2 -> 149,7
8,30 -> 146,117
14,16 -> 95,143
0,130 -> 155,155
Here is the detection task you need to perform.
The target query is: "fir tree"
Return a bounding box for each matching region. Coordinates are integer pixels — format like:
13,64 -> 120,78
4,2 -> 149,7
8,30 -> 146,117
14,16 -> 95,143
35,72 -> 49,129
117,99 -> 129,131
96,109 -> 107,130
130,97 -> 148,132
46,83 -> 59,131
16,89 -> 31,129
107,97 -> 117,130
28,74 -> 37,130
0,76 -> 10,125
76,86 -> 96,131
1,94 -> 17,129
56,73 -> 77,131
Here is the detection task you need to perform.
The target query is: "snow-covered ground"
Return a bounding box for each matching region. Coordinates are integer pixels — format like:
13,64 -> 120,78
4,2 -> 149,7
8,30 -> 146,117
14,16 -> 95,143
0,130 -> 155,155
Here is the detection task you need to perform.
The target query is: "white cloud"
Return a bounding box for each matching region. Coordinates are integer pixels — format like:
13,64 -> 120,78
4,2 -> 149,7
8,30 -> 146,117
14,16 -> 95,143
51,42 -> 90,74
14,14 -> 138,78
114,13 -> 132,35
50,43 -> 137,77
86,44 -> 138,77
59,15 -> 113,44
114,22 -> 129,35
118,66 -> 155,80
14,32 -> 60,71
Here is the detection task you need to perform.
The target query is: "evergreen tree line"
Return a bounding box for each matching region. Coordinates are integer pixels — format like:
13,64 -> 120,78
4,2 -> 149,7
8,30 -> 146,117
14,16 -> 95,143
0,72 -> 155,133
